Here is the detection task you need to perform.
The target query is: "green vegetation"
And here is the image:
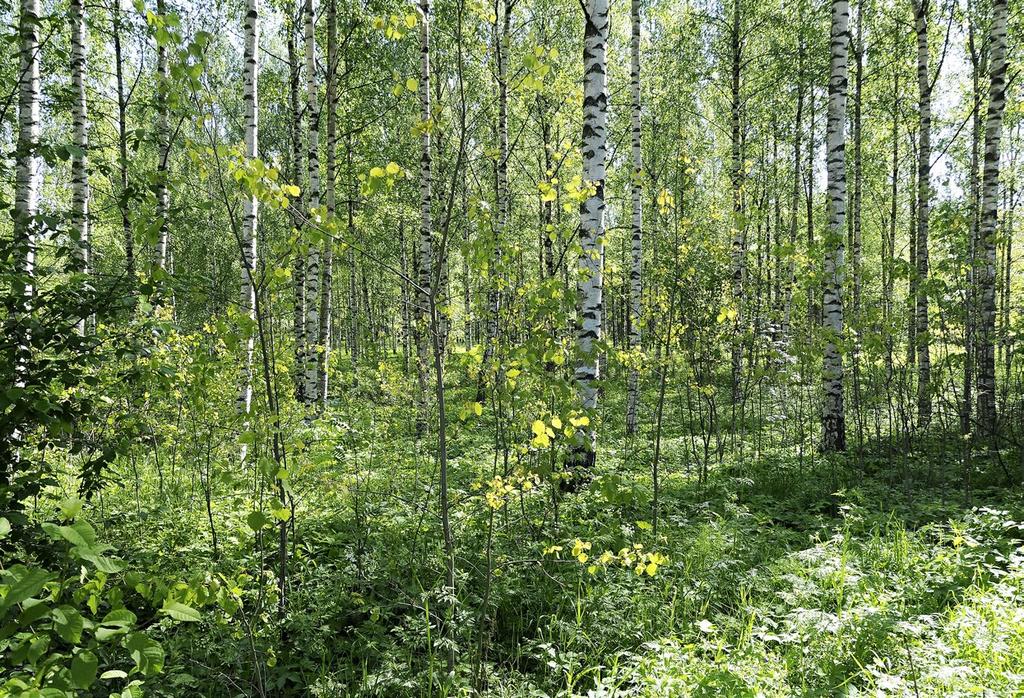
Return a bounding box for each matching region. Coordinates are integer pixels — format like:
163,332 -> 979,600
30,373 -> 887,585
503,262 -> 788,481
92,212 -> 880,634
3,0 -> 1023,694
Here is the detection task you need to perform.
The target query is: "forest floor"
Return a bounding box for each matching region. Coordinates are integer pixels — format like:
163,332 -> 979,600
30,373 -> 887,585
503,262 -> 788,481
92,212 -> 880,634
86,370 -> 1024,697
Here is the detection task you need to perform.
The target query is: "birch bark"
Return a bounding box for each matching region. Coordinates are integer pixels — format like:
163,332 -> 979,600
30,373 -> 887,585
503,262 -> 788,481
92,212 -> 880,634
71,0 -> 90,333
573,0 -> 609,467
239,0 -> 260,418
626,0 -> 643,435
303,0 -> 322,404
822,0 -> 849,452
976,0 -> 1008,429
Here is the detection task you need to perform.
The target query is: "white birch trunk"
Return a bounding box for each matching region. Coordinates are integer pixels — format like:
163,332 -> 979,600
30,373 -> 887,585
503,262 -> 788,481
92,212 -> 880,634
481,1 -> 510,381
239,0 -> 260,419
346,138 -> 358,367
913,0 -> 932,424
288,11 -> 306,403
976,0 -> 1008,429
318,0 -> 337,410
850,5 -> 863,318
729,0 -> 745,402
821,0 -> 849,452
70,0 -> 90,334
625,0 -> 642,435
783,60 -> 803,342
415,0 -> 434,432
155,0 -> 170,271
783,39 -> 804,342
14,0 -> 41,398
111,0 -> 135,293
303,0 -> 321,405
574,0 -> 609,466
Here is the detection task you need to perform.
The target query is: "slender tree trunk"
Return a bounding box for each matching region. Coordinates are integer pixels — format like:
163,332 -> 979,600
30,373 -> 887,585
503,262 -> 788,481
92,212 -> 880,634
461,181 -> 473,347
729,0 -> 745,402
288,9 -> 306,402
347,136 -> 359,367
805,82 -> 817,327
303,0 -> 321,405
913,0 -> 932,424
848,4 -> 865,451
908,148 -> 917,369
822,0 -> 849,452
239,0 -> 260,422
625,0 -> 642,435
400,221 -> 411,371
71,0 -> 90,334
963,22 -> 982,449
438,231 -> 451,355
976,0 -> 1008,430
783,41 -> 803,340
155,0 -> 170,271
479,0 -> 510,398
772,123 -> 782,314
415,0 -> 434,435
318,0 -> 337,410
572,0 -> 609,470
885,68 -> 899,377
113,0 -> 134,292
850,2 -> 863,318
13,0 -> 41,411
541,107 -> 555,280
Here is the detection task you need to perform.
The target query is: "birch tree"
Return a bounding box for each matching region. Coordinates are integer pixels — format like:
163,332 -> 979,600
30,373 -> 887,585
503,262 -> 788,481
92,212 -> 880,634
884,58 -> 899,375
782,36 -> 804,340
625,0 -> 643,435
14,0 -> 41,394
728,0 -> 745,402
303,0 -> 321,405
112,0 -> 134,291
822,0 -> 849,452
318,0 -> 337,410
912,0 -> 931,424
71,0 -> 90,332
849,1 -> 863,318
976,0 -> 1008,430
155,0 -> 170,271
288,7 -> 306,402
239,0 -> 259,418
573,0 -> 609,468
480,0 -> 511,391
415,0 -> 434,432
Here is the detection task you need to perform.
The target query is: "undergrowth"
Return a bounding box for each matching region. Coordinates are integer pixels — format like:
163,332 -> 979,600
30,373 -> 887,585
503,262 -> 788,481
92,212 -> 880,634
41,369 -> 1024,697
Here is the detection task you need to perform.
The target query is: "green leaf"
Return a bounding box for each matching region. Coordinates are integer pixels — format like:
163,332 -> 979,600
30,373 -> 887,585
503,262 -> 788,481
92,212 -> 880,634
60,497 -> 84,520
18,598 -> 52,627
96,608 -> 136,641
125,632 -> 164,676
75,547 -> 125,574
246,511 -> 271,531
40,689 -> 69,698
71,649 -> 98,688
41,520 -> 96,548
0,517 -> 10,540
53,606 -> 84,644
160,600 -> 201,622
0,565 -> 53,612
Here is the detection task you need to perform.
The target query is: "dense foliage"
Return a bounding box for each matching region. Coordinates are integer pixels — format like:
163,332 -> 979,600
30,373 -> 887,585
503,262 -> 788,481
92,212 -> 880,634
2,0 -> 1023,694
